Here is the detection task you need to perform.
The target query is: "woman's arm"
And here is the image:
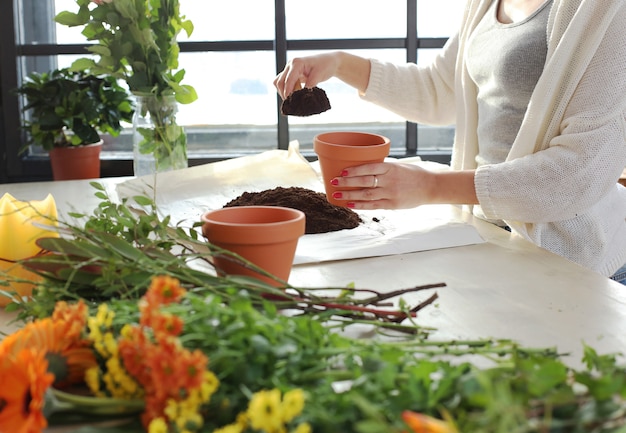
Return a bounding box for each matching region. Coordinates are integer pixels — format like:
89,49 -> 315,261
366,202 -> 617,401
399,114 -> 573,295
273,51 -> 371,99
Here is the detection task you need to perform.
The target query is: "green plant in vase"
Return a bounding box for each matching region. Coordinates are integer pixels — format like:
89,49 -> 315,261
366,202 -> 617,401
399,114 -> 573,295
55,0 -> 198,176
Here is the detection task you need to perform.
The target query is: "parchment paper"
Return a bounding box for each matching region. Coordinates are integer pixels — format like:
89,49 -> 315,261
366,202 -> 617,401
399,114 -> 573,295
116,142 -> 485,264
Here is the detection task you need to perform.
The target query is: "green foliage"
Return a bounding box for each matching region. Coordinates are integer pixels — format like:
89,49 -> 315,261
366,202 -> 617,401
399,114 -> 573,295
14,68 -> 133,151
55,0 -> 197,104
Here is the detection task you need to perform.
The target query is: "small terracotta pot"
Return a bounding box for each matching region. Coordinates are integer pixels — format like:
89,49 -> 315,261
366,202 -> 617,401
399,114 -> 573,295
314,131 -> 391,206
49,140 -> 102,181
201,206 -> 306,286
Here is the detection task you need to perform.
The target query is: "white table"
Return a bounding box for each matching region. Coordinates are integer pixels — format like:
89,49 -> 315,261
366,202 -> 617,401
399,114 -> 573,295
2,177 -> 626,370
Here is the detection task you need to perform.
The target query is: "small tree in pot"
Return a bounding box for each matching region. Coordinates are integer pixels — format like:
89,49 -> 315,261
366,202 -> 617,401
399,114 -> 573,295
15,68 -> 133,179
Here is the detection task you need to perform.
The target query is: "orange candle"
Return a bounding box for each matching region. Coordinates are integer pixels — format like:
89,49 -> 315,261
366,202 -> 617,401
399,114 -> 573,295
0,193 -> 59,307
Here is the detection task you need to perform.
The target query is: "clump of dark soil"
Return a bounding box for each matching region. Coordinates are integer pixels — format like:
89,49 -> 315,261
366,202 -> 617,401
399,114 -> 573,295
281,86 -> 331,116
223,186 -> 361,234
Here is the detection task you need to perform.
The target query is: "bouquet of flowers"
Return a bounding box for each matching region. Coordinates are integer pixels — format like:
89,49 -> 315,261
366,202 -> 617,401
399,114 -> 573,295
3,188 -> 626,433
55,0 -> 198,174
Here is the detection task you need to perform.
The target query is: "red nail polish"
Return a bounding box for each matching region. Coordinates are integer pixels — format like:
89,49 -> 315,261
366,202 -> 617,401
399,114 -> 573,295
341,170 -> 349,177
330,178 -> 339,186
332,192 -> 342,199
347,202 -> 355,208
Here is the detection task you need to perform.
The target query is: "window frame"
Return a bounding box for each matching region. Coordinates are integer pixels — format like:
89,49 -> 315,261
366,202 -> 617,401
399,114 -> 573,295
1,0 -> 452,183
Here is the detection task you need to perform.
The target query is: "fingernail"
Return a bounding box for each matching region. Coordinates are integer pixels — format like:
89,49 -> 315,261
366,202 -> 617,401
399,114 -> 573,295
341,170 -> 349,177
347,202 -> 355,208
330,178 -> 339,186
332,192 -> 343,199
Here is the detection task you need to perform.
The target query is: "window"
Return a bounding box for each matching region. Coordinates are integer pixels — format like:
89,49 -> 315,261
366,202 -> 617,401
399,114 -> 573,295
0,0 -> 463,183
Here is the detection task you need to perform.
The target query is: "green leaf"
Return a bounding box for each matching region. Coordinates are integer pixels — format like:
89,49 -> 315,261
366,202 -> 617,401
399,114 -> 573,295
171,83 -> 198,104
54,11 -> 85,26
69,57 -> 97,72
131,195 -> 154,207
89,45 -> 112,57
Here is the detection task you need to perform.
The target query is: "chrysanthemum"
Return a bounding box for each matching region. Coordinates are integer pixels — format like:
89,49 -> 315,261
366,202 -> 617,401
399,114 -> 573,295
281,389 -> 305,423
292,422 -> 312,433
0,348 -> 54,433
247,389 -> 284,433
145,275 -> 187,307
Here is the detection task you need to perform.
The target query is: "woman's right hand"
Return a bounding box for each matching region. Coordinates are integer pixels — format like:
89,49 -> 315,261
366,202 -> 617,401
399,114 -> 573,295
273,52 -> 342,100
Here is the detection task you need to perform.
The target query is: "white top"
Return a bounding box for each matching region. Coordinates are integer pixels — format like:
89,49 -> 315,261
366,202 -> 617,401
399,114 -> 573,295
361,0 -> 626,276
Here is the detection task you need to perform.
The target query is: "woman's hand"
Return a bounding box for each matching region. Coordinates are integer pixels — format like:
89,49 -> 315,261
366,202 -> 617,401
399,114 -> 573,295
328,162 -> 478,210
274,52 -> 371,100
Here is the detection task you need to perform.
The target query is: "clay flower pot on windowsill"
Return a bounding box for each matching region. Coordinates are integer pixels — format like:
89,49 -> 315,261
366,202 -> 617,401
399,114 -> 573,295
201,206 -> 306,287
48,140 -> 103,181
313,131 -> 391,206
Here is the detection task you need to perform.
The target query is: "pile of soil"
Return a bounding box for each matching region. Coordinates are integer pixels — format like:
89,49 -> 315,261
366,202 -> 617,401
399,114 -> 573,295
223,186 -> 361,234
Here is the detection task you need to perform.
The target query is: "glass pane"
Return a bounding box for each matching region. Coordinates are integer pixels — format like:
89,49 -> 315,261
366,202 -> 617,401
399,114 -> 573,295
286,1 -> 406,39
178,0 -> 274,42
417,0 -> 465,38
53,0 -> 275,43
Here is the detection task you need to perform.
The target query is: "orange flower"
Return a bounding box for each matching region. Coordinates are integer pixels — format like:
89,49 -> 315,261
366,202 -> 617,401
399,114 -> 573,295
115,277 -> 209,429
145,311 -> 185,337
402,411 -> 456,433
51,300 -> 89,340
144,275 -> 187,307
1,315 -> 96,388
0,348 -> 54,433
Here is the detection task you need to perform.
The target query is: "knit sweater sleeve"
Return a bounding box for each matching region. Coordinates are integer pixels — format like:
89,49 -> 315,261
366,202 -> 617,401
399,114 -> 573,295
476,4 -> 626,223
360,34 -> 458,126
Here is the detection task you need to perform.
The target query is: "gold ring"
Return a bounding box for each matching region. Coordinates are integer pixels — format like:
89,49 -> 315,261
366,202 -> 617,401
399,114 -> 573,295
373,175 -> 379,188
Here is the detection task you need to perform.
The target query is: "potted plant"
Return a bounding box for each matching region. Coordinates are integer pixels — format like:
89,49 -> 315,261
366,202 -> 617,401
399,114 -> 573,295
15,68 -> 134,180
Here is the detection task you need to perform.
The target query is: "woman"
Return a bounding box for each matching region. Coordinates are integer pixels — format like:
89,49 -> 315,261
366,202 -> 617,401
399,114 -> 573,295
274,0 -> 626,281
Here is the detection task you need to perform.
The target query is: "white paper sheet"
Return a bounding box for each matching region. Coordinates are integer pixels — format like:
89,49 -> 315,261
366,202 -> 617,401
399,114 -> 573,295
116,143 -> 485,264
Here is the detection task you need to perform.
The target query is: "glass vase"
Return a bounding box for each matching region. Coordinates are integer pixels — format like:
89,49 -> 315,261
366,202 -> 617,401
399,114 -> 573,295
132,93 -> 188,177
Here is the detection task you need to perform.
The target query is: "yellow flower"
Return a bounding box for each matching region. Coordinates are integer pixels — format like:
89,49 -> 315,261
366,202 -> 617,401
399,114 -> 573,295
148,417 -> 169,433
96,303 -> 115,328
292,422 -> 312,433
247,388 -> 284,433
213,423 -> 244,433
199,370 -> 220,402
85,366 -> 104,397
281,389 -> 305,423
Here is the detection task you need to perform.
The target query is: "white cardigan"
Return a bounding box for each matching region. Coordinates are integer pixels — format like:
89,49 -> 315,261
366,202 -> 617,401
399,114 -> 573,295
362,0 -> 626,276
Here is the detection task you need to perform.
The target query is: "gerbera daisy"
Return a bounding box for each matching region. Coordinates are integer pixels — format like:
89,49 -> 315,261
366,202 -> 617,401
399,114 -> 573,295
1,317 -> 96,388
0,348 -> 54,433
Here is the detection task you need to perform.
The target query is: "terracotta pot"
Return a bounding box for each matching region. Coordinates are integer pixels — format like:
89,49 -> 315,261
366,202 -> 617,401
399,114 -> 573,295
201,206 -> 306,286
313,131 -> 391,206
49,140 -> 102,181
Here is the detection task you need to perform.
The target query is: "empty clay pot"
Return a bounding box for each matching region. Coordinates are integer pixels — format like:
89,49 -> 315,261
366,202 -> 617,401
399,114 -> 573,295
201,206 -> 306,286
313,131 -> 391,206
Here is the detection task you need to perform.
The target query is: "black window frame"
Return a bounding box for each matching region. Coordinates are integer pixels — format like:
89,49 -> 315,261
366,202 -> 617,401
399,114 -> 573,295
0,0 -> 452,183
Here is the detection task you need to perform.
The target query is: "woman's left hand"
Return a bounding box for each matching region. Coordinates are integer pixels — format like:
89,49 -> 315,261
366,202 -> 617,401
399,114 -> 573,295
328,162 -> 437,210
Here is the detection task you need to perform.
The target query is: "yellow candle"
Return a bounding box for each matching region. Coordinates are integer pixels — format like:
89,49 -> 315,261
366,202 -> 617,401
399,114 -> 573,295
0,193 -> 59,307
